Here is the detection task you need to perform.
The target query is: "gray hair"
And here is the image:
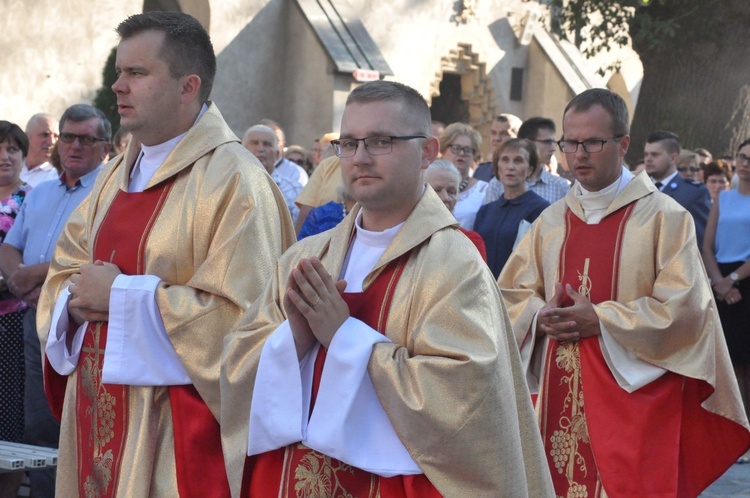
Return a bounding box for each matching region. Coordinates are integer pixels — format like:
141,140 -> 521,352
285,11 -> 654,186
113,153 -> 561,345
426,159 -> 461,188
242,125 -> 278,149
60,104 -> 112,141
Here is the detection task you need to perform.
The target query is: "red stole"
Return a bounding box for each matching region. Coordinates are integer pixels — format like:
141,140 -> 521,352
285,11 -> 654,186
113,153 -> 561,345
243,255 -> 441,498
47,184 -> 229,497
541,205 -> 750,497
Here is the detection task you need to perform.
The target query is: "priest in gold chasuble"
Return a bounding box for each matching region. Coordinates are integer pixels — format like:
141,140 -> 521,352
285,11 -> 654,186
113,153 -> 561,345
499,88 -> 750,498
221,81 -> 553,498
36,13 -> 295,498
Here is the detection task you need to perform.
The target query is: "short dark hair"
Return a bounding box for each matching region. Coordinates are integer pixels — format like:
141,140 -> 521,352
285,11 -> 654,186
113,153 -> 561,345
646,130 -> 681,155
493,138 -> 539,179
60,104 -> 112,141
346,81 -> 431,135
518,117 -> 556,140
0,121 -> 29,157
738,138 -> 750,152
116,12 -> 216,102
564,88 -> 629,136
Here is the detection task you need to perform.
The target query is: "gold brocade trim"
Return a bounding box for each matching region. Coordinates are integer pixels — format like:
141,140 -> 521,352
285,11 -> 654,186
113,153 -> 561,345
79,323 -> 127,498
137,183 -> 173,274
377,258 -> 406,332
283,444 -> 379,498
550,342 -> 594,498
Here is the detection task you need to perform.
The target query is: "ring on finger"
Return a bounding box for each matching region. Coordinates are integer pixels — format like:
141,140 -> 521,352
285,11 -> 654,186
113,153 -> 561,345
311,296 -> 321,307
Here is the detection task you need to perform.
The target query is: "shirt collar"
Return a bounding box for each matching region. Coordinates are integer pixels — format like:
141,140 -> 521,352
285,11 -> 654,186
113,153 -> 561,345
59,164 -> 102,189
653,170 -> 680,189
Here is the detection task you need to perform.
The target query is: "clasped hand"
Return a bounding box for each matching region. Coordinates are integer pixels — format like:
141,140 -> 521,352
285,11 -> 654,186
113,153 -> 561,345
284,257 -> 349,359
537,282 -> 601,342
68,260 -> 122,325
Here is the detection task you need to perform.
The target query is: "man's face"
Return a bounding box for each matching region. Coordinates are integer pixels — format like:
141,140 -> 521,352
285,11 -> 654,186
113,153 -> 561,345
533,127 -> 557,166
490,120 -> 513,151
112,30 -> 186,146
644,141 -> 676,181
58,118 -> 110,181
562,105 -> 629,192
244,130 -> 277,173
425,169 -> 458,213
26,117 -> 59,168
340,101 -> 434,220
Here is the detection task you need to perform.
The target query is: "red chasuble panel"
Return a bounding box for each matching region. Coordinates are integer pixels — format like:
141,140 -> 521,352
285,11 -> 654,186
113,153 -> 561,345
243,254 -> 441,498
75,185 -> 172,496
67,184 -> 230,497
541,204 -> 750,498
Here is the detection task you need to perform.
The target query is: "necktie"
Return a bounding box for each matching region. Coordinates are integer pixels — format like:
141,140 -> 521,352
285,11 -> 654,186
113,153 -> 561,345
655,181 -> 663,190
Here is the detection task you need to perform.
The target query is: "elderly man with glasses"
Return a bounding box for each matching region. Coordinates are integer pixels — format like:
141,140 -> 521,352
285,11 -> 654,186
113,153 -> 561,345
0,103 -> 110,498
499,88 -> 750,498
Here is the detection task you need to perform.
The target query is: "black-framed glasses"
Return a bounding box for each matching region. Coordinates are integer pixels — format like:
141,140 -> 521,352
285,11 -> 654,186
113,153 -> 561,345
447,144 -> 476,156
736,153 -> 750,163
332,135 -> 426,158
557,135 -> 625,154
59,132 -> 109,146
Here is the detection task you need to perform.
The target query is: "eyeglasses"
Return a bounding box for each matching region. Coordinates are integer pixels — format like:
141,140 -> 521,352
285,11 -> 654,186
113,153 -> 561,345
289,157 -> 306,166
332,135 -> 426,158
59,132 -> 109,146
447,144 -> 476,156
557,135 -> 625,154
677,166 -> 700,173
736,153 -> 750,163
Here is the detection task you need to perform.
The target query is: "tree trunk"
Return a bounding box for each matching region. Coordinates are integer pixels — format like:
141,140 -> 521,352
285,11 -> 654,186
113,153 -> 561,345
627,0 -> 750,164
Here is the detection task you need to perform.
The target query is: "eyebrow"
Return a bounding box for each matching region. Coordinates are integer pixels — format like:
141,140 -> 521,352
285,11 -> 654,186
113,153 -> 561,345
339,130 -> 396,139
116,65 -> 149,74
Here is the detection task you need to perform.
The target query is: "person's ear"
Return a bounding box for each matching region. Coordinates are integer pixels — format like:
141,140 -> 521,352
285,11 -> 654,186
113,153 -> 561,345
180,74 -> 202,104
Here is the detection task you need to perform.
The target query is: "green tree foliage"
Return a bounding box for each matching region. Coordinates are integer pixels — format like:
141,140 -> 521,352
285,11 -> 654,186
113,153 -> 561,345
93,47 -> 119,133
544,0 -> 750,161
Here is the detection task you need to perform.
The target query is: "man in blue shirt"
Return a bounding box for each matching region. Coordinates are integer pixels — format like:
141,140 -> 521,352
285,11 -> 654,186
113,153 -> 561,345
0,103 -> 110,498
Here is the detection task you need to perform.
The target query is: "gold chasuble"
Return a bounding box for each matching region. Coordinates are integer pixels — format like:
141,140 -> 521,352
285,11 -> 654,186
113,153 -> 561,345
38,104 -> 296,498
221,187 -> 554,498
500,171 -> 750,497
243,255 -> 440,497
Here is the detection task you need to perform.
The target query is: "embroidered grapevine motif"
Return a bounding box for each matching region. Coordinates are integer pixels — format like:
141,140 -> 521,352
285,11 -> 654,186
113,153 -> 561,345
78,322 -> 122,497
294,451 -> 356,498
550,342 -> 591,497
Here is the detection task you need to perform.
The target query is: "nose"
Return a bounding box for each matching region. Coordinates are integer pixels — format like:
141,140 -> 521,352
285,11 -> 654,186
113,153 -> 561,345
112,74 -> 126,94
351,140 -> 370,163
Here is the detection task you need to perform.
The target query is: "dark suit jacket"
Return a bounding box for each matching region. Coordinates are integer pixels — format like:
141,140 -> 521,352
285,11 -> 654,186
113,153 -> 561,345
473,161 -> 494,182
657,173 -> 711,247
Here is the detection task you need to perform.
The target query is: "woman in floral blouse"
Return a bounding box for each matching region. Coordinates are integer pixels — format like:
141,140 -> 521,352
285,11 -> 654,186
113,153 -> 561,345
0,121 -> 33,497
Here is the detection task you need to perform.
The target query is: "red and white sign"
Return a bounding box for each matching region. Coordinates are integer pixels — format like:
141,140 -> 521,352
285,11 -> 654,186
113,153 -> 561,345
352,69 -> 380,82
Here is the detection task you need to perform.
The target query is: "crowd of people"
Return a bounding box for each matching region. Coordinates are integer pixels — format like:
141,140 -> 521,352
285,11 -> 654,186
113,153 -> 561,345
0,10 -> 749,498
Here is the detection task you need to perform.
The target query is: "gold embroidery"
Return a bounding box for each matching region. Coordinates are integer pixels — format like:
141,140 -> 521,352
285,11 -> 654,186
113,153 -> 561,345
79,323 -> 117,496
292,449 -> 361,498
577,258 -> 592,298
550,343 -> 591,497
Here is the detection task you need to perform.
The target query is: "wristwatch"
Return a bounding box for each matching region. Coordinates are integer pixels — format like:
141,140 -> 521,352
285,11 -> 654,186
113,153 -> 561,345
730,272 -> 740,283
